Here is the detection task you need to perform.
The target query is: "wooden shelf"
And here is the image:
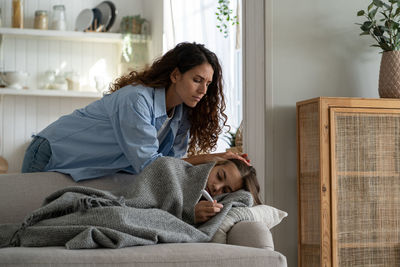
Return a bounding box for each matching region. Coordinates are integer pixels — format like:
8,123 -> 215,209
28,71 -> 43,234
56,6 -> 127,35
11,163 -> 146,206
0,88 -> 102,98
0,27 -> 129,44
339,242 -> 400,249
336,171 -> 400,177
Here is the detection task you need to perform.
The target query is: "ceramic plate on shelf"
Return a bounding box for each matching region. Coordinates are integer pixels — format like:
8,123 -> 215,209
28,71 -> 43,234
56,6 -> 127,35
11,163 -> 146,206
75,9 -> 94,31
95,1 -> 113,31
104,1 -> 117,31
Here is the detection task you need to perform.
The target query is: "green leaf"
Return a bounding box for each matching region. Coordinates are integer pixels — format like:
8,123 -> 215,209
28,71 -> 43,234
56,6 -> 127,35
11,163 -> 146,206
383,3 -> 391,9
368,3 -> 374,11
358,10 -> 365,16
369,8 -> 378,18
361,21 -> 373,31
373,0 -> 384,7
360,32 -> 371,35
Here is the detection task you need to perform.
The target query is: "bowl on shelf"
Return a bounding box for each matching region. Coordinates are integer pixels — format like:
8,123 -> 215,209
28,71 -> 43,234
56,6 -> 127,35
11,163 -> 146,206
0,71 -> 29,89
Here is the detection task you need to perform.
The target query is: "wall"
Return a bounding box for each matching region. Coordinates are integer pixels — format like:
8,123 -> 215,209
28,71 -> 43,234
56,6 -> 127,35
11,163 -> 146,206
266,0 -> 380,265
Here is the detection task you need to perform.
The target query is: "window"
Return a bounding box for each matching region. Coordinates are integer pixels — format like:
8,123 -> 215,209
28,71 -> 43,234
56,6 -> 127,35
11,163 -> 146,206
164,0 -> 242,152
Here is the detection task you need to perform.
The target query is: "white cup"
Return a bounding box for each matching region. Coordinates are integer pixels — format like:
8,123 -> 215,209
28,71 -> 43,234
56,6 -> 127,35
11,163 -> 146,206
0,71 -> 29,89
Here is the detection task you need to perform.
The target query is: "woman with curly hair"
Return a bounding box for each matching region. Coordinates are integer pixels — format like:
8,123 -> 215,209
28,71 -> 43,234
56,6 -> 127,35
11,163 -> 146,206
21,42 -> 249,181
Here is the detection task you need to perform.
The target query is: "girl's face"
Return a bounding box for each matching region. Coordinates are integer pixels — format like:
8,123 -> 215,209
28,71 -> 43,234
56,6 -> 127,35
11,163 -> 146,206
170,62 -> 214,108
206,161 -> 243,198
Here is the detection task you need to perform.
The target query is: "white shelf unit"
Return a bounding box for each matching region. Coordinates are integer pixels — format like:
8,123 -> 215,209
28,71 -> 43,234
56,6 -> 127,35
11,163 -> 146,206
0,27 -> 149,44
0,27 -> 123,43
0,88 -> 102,98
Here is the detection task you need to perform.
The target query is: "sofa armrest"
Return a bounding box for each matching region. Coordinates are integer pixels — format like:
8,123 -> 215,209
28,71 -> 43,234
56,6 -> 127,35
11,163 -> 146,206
226,221 -> 274,250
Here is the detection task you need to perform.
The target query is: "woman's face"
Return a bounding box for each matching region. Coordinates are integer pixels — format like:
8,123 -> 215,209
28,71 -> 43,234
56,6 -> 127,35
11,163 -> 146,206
170,62 -> 214,108
206,161 -> 243,198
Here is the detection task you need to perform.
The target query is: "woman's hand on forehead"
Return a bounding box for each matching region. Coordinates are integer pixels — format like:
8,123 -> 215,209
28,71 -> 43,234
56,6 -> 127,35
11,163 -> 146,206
216,151 -> 251,166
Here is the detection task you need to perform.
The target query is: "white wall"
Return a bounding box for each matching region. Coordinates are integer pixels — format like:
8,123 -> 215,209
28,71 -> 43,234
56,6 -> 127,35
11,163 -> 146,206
266,0 -> 381,265
143,0 -> 163,60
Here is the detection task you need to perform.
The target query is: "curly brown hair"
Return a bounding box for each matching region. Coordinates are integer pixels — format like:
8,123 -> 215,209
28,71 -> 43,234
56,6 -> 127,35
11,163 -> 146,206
108,42 -> 227,155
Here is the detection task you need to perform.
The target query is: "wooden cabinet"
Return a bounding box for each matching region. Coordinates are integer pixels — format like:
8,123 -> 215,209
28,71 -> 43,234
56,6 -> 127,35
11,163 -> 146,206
297,97 -> 400,267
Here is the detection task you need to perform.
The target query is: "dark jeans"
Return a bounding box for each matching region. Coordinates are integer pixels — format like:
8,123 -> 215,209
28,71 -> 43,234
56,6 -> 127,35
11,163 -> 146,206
21,136 -> 52,173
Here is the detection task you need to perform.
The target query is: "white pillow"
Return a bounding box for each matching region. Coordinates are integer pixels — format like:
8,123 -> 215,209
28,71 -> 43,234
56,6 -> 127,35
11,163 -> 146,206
211,204 -> 288,243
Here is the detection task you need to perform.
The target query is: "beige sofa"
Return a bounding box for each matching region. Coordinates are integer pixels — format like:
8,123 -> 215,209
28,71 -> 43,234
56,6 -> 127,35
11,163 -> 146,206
0,172 -> 287,267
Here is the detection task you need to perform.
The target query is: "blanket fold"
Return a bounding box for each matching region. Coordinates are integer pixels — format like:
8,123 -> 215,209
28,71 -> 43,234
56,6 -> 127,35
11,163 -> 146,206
0,157 -> 253,249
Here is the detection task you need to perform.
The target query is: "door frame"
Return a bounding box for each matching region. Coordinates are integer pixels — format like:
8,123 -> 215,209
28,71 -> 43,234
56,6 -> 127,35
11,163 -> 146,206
242,0 -> 273,203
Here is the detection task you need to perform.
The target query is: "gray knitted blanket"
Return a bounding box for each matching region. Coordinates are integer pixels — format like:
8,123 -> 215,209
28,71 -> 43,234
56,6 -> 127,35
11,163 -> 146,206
0,157 -> 252,249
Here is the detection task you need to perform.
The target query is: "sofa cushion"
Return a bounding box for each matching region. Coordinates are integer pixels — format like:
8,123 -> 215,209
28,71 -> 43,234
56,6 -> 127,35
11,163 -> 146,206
0,243 -> 287,267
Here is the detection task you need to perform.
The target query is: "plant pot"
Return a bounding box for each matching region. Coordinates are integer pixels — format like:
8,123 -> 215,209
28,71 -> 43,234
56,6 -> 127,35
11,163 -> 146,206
379,51 -> 400,98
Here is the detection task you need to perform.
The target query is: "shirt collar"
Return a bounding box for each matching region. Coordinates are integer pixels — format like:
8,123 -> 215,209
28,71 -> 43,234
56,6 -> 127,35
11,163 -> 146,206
154,88 -> 167,118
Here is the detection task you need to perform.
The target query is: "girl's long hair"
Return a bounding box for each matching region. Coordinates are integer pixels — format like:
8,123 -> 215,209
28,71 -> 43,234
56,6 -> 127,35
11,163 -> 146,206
108,42 -> 227,155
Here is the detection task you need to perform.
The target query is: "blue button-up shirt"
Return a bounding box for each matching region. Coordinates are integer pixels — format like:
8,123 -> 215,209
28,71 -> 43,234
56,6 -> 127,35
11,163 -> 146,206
38,85 -> 190,181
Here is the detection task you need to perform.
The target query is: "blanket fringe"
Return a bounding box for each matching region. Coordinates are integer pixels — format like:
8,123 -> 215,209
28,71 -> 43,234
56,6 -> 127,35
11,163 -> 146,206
8,195 -> 125,247
9,213 -> 34,246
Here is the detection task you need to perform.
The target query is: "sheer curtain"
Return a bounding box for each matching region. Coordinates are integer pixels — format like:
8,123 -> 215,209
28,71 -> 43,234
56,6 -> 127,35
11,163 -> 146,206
164,0 -> 242,152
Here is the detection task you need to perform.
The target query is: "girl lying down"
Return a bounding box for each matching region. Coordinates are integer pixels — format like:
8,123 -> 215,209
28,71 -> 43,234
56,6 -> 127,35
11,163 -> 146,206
0,157 -> 262,249
195,158 -> 261,223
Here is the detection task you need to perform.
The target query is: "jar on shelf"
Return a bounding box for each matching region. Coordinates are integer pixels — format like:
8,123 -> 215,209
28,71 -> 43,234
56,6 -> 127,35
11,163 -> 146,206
64,71 -> 80,91
12,0 -> 23,28
51,5 -> 66,31
34,10 -> 48,30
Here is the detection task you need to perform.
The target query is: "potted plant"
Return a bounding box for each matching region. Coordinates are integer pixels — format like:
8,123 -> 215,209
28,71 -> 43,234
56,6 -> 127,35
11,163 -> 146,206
216,0 -> 239,38
357,0 -> 400,97
224,121 -> 243,153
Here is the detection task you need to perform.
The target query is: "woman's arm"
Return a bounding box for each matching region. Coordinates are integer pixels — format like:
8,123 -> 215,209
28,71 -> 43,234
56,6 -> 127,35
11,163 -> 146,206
183,152 -> 251,165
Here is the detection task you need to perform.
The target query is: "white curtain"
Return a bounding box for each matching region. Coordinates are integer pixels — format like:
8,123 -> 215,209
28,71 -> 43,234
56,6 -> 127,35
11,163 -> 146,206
164,0 -> 242,152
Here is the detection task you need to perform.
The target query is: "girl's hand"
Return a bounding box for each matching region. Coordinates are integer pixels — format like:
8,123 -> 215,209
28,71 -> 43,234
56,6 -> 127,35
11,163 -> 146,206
194,200 -> 223,224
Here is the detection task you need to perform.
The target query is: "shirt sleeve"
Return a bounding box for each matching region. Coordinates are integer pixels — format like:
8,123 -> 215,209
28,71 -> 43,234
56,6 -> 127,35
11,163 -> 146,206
108,93 -> 162,173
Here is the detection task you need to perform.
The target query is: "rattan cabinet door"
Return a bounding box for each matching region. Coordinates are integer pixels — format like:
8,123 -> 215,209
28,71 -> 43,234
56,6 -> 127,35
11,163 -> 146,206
330,108 -> 400,267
